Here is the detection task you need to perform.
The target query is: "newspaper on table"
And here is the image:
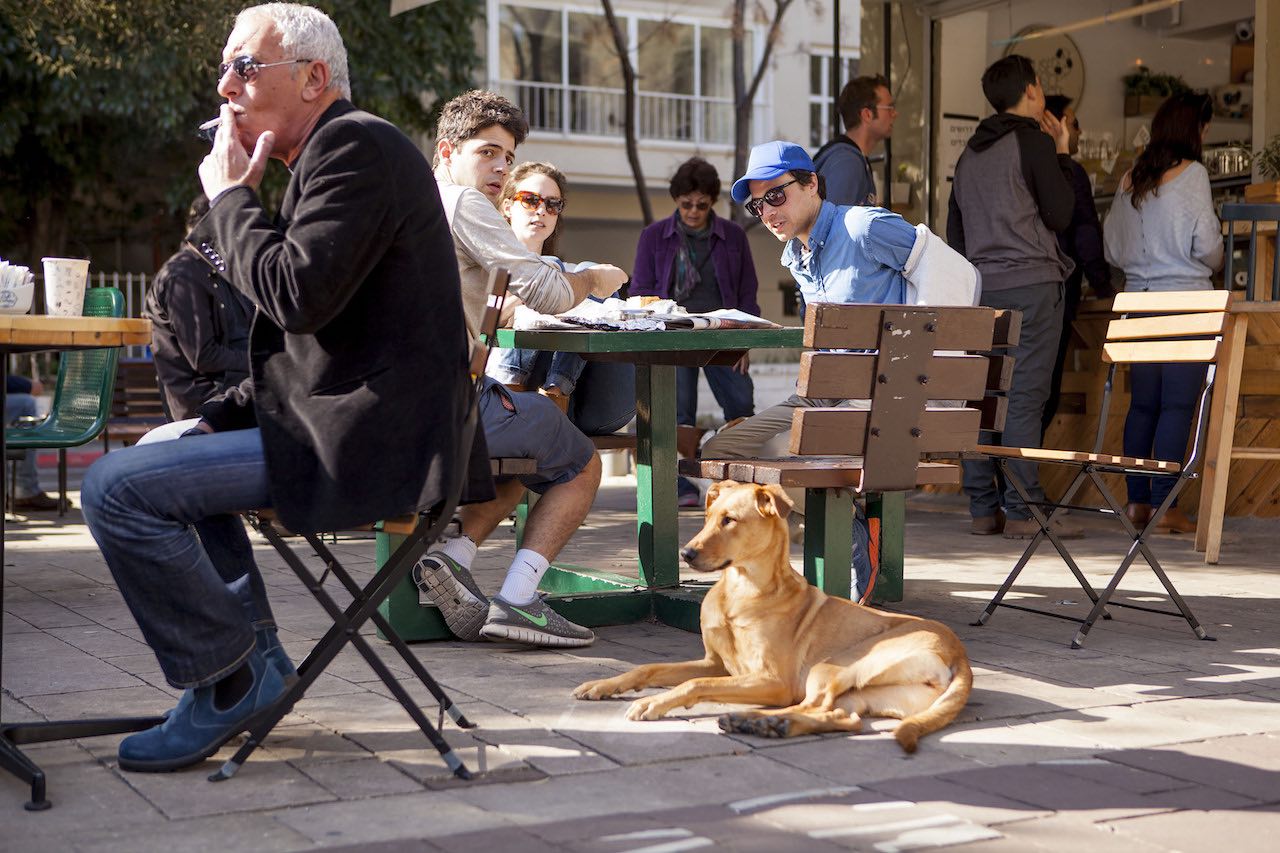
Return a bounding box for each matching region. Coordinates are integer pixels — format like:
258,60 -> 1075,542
510,297 -> 780,332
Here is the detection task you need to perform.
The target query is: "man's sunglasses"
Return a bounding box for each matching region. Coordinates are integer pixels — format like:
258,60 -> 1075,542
679,200 -> 711,212
218,55 -> 310,83
511,190 -> 565,215
745,179 -> 799,218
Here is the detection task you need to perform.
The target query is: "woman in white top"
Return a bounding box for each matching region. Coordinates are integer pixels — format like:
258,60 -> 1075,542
1103,92 -> 1223,534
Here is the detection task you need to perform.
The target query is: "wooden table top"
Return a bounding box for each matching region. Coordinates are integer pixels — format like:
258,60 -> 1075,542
0,315 -> 151,349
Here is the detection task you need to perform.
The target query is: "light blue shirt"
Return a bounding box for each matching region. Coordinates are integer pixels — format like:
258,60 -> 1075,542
782,201 -> 913,308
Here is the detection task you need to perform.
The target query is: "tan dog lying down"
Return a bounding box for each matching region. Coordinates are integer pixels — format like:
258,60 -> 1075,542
574,481 -> 972,752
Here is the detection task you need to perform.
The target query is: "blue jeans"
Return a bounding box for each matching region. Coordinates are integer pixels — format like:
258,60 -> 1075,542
1123,362 -> 1207,508
81,428 -> 275,688
492,350 -> 635,436
675,365 -> 755,427
5,393 -> 41,497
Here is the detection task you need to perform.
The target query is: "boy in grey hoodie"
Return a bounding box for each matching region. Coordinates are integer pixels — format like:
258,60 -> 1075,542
947,54 -> 1082,540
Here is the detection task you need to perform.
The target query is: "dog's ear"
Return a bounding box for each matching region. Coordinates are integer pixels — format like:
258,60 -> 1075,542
705,480 -> 733,510
755,484 -> 793,519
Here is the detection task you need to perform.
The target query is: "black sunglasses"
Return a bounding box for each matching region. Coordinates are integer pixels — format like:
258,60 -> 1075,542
745,179 -> 800,218
218,55 -> 310,83
511,190 -> 565,215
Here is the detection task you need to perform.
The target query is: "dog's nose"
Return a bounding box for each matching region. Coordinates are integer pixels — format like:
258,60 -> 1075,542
680,546 -> 698,563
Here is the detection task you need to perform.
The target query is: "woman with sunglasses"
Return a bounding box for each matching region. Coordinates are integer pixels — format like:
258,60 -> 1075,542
488,162 -> 635,436
631,157 -> 761,507
1103,92 -> 1222,535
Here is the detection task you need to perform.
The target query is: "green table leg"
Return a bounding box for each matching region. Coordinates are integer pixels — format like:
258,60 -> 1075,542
802,488 -> 853,599
514,490 -> 537,550
866,492 -> 904,603
635,363 -> 679,589
376,530 -> 451,641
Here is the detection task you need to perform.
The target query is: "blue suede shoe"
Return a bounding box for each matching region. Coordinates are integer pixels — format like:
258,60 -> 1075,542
161,629 -> 295,721
119,649 -> 285,773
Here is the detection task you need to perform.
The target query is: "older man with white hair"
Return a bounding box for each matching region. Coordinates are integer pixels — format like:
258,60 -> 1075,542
80,3 -> 477,773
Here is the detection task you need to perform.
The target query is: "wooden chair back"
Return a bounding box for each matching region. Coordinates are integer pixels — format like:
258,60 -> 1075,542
1102,290 -> 1230,364
1094,289 -> 1231,463
470,268 -> 510,383
792,304 -> 1014,492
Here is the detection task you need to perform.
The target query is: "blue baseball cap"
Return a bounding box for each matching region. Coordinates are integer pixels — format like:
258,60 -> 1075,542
730,140 -> 816,204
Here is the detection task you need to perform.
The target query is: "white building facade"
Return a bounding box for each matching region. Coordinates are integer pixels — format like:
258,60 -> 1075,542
477,0 -> 861,323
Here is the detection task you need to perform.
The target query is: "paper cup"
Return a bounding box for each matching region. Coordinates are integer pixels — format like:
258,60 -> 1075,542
41,257 -> 90,316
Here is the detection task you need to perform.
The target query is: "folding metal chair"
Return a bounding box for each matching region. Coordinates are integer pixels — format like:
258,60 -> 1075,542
970,290 -> 1230,648
208,269 -> 511,783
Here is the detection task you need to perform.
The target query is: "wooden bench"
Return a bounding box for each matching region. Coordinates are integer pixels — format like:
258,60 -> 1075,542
683,303 -> 1016,602
102,358 -> 168,450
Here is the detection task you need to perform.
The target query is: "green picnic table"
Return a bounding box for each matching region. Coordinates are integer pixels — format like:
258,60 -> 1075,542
378,326 -> 906,640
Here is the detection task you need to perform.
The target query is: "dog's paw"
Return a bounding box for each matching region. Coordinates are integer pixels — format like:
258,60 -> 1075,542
625,696 -> 669,721
718,712 -> 790,738
573,679 -> 621,700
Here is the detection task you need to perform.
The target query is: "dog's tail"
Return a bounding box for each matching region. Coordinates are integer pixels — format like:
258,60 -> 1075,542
893,655 -> 972,753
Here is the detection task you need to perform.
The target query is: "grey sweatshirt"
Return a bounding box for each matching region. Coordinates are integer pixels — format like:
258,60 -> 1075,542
1103,162 -> 1223,291
947,113 -> 1075,291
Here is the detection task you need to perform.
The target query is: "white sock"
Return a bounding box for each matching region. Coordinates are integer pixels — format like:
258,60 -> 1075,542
498,549 -> 550,604
438,535 -> 477,569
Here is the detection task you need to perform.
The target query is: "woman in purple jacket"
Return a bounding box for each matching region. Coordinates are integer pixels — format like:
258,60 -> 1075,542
631,157 -> 760,505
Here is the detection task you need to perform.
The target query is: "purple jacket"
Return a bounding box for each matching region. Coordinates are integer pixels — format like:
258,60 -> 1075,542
630,211 -> 761,316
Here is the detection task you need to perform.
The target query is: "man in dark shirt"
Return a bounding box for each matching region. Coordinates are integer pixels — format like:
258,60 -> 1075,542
146,195 -> 254,420
80,3 -> 478,773
1041,95 -> 1112,435
814,75 -> 895,207
947,55 -> 1082,540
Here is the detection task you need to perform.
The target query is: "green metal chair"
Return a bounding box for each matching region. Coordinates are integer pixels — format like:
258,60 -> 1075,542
7,287 -> 124,516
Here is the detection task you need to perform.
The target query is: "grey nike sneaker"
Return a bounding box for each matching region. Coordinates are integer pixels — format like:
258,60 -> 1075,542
412,551 -> 489,641
479,594 -> 595,648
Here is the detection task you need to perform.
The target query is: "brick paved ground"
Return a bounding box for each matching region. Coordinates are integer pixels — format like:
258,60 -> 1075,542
2,468 -> 1279,851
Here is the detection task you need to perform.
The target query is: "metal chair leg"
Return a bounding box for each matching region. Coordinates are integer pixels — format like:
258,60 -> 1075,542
974,463 -> 1108,627
212,515 -> 474,782
57,449 -> 67,516
302,533 -> 476,728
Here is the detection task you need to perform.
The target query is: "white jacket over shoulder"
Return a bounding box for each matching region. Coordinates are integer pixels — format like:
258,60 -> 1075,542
903,223 -> 982,306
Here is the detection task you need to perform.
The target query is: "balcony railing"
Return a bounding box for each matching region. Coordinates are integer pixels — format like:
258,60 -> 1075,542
497,80 -> 755,146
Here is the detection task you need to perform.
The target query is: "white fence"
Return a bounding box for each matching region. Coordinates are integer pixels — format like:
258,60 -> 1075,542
91,271 -> 151,360
499,79 -> 754,146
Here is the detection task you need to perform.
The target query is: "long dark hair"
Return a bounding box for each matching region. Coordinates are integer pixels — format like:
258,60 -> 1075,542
1129,92 -> 1213,210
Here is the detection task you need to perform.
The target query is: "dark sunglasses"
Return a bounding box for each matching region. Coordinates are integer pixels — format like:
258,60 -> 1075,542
679,199 -> 711,212
218,55 -> 310,83
745,179 -> 799,218
511,190 -> 565,215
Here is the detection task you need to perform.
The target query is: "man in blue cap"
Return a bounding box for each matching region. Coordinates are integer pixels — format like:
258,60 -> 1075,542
700,139 -> 922,599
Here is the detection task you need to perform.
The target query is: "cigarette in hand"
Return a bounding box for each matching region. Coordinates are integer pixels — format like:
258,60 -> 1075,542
197,117 -> 221,143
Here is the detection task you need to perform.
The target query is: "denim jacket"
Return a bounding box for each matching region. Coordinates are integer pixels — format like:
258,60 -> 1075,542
782,200 -> 914,308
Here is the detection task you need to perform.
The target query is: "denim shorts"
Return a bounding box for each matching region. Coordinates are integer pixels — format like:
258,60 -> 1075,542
479,378 -> 594,494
